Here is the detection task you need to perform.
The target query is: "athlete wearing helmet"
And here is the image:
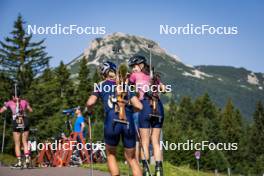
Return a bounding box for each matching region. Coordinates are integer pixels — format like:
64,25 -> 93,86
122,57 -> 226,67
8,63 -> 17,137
99,61 -> 117,77
128,54 -> 165,176
86,61 -> 143,176
128,55 -> 147,67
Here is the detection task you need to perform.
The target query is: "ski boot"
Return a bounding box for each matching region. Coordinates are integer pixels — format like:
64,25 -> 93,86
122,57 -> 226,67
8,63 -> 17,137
155,161 -> 163,176
143,166 -> 151,176
142,160 -> 151,176
11,159 -> 22,169
25,156 -> 30,168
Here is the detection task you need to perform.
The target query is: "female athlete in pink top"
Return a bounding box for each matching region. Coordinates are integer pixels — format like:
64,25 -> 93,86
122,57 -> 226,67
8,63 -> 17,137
0,92 -> 33,167
128,55 -> 165,176
129,71 -> 151,100
4,99 -> 29,120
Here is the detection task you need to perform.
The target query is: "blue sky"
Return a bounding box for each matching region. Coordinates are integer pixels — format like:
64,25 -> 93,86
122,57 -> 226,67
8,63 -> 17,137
0,0 -> 263,72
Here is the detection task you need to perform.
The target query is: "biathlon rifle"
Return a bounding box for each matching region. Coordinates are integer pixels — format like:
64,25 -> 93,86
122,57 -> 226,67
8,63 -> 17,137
111,63 -> 130,128
148,56 -> 162,122
14,83 -> 25,129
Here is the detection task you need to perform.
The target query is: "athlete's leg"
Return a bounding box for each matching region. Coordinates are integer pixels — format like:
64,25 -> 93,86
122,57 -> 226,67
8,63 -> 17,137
151,128 -> 162,161
22,131 -> 30,156
124,147 -> 142,176
106,144 -> 119,176
13,132 -> 21,158
151,128 -> 163,176
139,128 -> 150,160
133,112 -> 141,162
135,141 -> 141,162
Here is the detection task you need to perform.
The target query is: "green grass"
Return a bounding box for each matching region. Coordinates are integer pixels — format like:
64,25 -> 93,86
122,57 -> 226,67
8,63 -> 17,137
0,154 -> 231,175
82,162 -> 226,176
0,153 -> 17,166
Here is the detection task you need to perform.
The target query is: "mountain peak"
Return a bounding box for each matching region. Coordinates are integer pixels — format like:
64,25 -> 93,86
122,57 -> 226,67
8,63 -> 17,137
82,33 -> 181,65
68,33 -> 264,120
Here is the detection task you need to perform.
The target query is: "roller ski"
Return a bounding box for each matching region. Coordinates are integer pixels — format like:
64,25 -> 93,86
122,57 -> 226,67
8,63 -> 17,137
11,156 -> 32,169
10,159 -> 23,169
155,161 -> 163,176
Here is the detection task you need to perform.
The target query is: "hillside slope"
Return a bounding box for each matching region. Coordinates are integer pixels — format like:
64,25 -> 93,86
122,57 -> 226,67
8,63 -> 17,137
67,33 -> 264,120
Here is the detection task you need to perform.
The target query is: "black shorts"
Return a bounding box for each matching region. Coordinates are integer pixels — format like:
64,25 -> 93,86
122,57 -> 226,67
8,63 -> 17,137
139,99 -> 164,128
104,110 -> 136,149
12,116 -> 29,132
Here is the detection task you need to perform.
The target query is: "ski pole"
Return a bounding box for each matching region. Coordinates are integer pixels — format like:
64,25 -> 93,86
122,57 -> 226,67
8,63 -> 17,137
148,44 -> 154,79
88,115 -> 93,176
1,111 -> 6,153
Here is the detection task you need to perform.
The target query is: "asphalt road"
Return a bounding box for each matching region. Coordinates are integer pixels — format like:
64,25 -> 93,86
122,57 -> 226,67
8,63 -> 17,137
0,166 -> 110,176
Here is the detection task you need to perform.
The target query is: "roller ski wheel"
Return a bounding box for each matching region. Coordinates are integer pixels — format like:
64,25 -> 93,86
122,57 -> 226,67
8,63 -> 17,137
10,160 -> 23,170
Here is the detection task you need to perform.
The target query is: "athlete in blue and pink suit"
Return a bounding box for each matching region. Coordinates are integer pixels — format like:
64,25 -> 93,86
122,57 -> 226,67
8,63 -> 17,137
128,55 -> 165,176
86,61 -> 142,176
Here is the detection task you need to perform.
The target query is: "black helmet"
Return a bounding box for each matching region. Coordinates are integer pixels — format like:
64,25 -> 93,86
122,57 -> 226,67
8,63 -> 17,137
99,61 -> 117,75
128,55 -> 146,67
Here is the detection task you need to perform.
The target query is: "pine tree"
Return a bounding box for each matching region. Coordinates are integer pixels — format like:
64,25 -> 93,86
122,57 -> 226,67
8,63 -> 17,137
0,73 -> 12,104
249,101 -> 264,174
27,68 -> 61,117
220,99 -> 242,142
0,15 -> 50,93
177,96 -> 194,131
76,57 -> 92,106
56,61 -> 70,97
193,93 -> 219,141
167,96 -> 196,166
25,68 -> 65,139
167,98 -> 178,121
0,73 -> 13,154
163,98 -> 185,165
219,98 -> 243,169
92,68 -> 101,83
250,101 -> 264,157
87,68 -> 103,121
55,61 -> 75,108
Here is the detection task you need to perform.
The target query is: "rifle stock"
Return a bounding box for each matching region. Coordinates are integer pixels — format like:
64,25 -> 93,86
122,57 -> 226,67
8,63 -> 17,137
116,64 -> 129,121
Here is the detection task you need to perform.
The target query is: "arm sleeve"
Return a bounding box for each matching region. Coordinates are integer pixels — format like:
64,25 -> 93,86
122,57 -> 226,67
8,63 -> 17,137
92,91 -> 100,97
24,100 -> 29,108
4,101 -> 10,109
92,81 -> 103,97
80,117 -> 85,123
129,73 -> 136,84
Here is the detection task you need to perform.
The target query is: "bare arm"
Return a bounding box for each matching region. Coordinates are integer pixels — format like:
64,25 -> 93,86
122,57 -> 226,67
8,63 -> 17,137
86,95 -> 98,109
130,96 -> 143,111
0,107 -> 7,114
27,104 -> 33,113
81,122 -> 85,132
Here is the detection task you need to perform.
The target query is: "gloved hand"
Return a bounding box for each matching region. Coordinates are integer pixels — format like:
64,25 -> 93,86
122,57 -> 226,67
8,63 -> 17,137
84,107 -> 93,117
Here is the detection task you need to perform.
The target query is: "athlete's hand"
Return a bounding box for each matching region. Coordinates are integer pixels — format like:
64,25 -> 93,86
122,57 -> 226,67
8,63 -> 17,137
84,107 -> 93,117
0,107 -> 6,114
116,84 -> 123,95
